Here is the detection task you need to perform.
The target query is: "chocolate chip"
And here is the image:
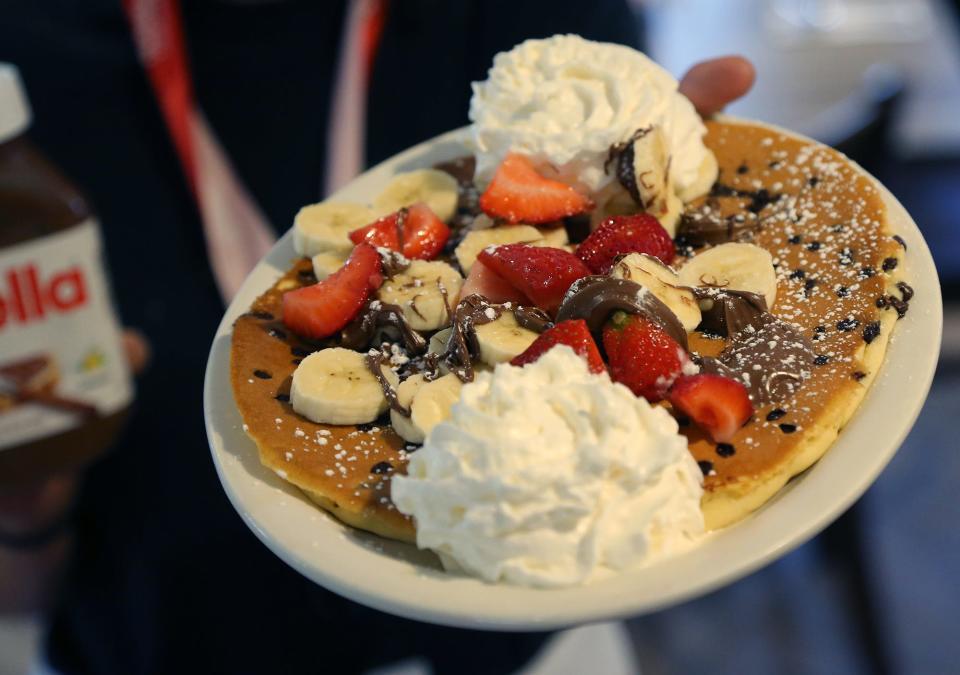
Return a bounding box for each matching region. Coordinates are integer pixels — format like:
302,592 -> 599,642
859,266 -> 876,279
788,234 -> 802,245
371,461 -> 394,475
766,408 -> 787,421
249,311 -> 273,320
893,235 -> 907,250
814,354 -> 830,365
839,248 -> 855,266
814,325 -> 826,334
789,269 -> 806,280
897,281 -> 914,302
808,176 -> 820,187
274,393 -> 290,402
836,286 -> 850,298
863,321 -> 881,344
836,318 -> 859,332
882,256 -> 899,272
779,423 -> 797,434
253,369 -> 272,379
716,443 -> 736,457
291,346 -> 311,357
806,241 -> 822,251
769,160 -> 782,170
698,460 -> 715,476
804,278 -> 818,296
268,327 -> 287,340
737,163 -> 749,174
852,371 -> 867,381
832,223 -> 845,233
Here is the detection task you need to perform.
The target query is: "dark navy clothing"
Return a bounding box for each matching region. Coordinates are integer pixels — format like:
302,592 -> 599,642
1,2 -> 639,672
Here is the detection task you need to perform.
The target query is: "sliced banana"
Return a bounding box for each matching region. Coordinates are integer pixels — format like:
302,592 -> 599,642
311,252 -> 346,280
291,348 -> 398,425
611,253 -> 702,332
454,225 -> 542,273
474,312 -> 539,365
293,202 -> 375,257
631,127 -> 683,236
376,260 -> 463,331
390,373 -> 463,444
677,242 -> 778,308
676,151 -> 719,204
373,169 -> 459,223
535,226 -> 569,248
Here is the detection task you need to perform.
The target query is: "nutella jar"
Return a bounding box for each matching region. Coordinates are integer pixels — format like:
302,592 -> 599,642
0,64 -> 132,485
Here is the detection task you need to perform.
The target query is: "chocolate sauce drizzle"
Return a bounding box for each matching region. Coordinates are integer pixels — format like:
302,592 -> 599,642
340,300 -> 428,355
364,351 -> 409,416
555,276 -> 688,348
438,295 -> 551,383
699,314 -> 816,405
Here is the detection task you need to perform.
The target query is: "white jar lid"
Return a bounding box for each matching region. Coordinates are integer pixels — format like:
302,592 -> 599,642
0,63 -> 32,143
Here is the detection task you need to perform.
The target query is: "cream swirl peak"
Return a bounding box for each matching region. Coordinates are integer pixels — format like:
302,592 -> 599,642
468,34 -> 712,195
390,346 -> 705,587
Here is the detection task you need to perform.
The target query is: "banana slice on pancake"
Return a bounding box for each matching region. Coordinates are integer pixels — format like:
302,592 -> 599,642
374,169 -> 460,223
293,202 -> 376,257
610,253 -> 701,332
474,312 -> 539,365
677,242 -> 778,308
454,225 -> 543,273
390,373 -> 463,444
629,126 -> 683,235
311,252 -> 347,280
291,348 -> 398,425
376,260 -> 463,331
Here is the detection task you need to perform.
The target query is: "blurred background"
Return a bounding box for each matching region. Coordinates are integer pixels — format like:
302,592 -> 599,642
1,0 -> 958,673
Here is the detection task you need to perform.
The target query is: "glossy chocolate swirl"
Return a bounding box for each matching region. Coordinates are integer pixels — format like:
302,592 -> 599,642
692,287 -> 768,337
700,314 -> 815,405
555,276 -> 687,348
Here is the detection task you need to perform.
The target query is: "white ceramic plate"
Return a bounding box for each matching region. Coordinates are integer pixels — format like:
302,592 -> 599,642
204,121 -> 942,631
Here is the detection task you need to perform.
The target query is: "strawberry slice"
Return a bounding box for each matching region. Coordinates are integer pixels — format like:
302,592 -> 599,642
668,374 -> 753,443
479,153 -> 594,224
401,202 -> 450,260
510,319 -> 605,373
459,258 -> 528,305
281,243 -> 382,339
349,212 -> 401,250
576,213 -> 675,274
477,243 -> 591,314
602,311 -> 688,402
348,203 -> 449,260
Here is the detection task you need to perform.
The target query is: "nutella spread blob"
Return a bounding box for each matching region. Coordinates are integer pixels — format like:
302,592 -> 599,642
0,64 -> 132,484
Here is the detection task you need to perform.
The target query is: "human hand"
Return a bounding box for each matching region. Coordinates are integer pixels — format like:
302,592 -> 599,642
678,56 -> 756,117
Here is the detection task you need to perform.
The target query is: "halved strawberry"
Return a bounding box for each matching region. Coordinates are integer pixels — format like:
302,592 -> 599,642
401,202 -> 450,260
477,243 -> 590,314
510,319 -> 605,373
602,311 -> 688,402
668,374 -> 753,443
479,153 -> 594,224
282,243 -> 382,339
576,213 -> 675,274
349,212 -> 401,249
460,258 -> 527,305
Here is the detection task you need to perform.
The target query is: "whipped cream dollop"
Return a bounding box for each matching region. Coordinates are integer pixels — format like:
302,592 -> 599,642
391,347 -> 704,587
468,34 -> 711,194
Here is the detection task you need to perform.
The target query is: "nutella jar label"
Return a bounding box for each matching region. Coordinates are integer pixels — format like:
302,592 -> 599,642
0,219 -> 132,452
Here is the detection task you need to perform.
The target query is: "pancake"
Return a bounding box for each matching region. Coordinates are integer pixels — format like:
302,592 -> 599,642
229,119 -> 911,541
